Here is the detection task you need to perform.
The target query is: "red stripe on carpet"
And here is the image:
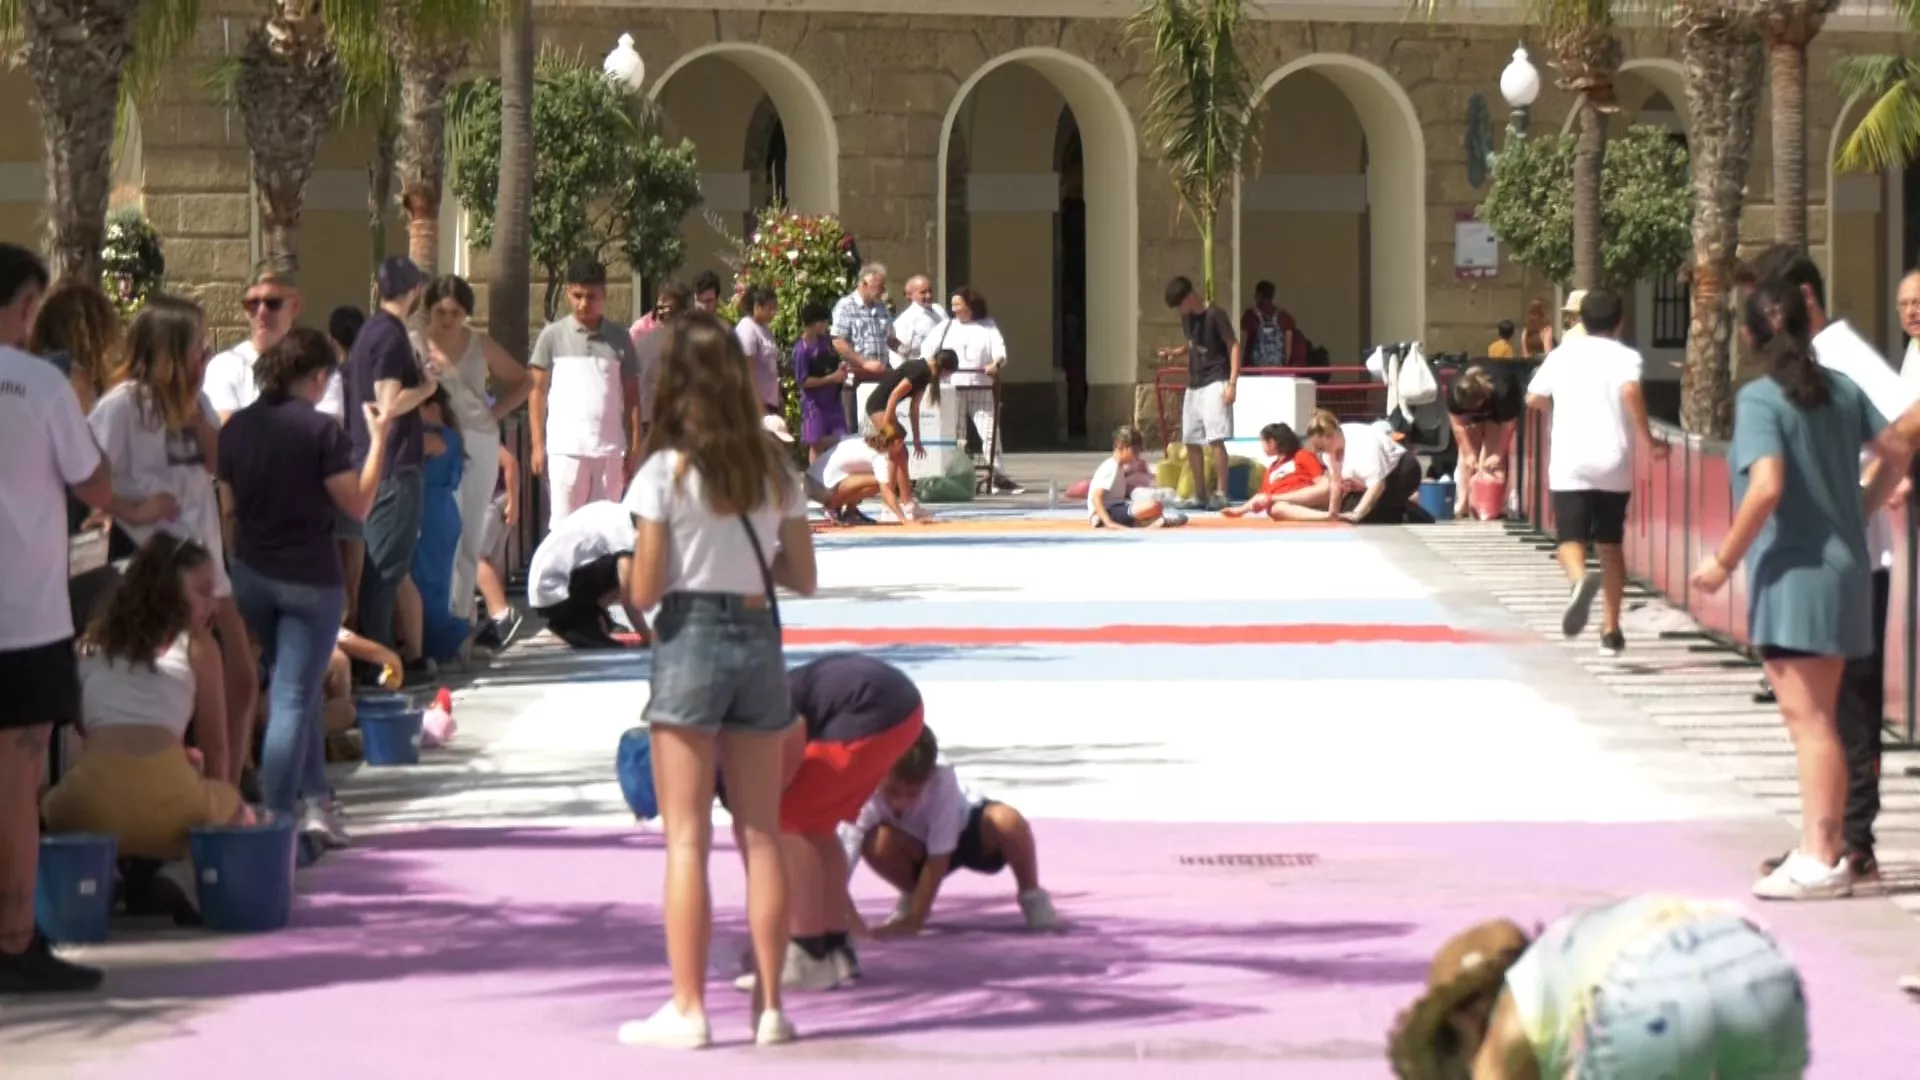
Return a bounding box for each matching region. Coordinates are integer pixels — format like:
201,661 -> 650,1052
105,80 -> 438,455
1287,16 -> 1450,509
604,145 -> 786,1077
781,624 -> 1500,646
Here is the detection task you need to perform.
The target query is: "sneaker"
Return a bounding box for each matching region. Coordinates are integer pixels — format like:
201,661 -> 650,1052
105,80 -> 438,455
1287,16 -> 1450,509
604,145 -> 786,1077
1162,510 -> 1190,527
993,476 -> 1026,496
1900,973 -> 1920,998
1018,888 -> 1061,931
1205,494 -> 1230,512
1598,630 -> 1626,657
617,1001 -> 711,1049
155,859 -> 200,925
1752,678 -> 1777,705
732,942 -> 841,993
0,933 -> 103,995
1758,848 -> 1877,884
298,800 -> 351,850
1753,850 -> 1853,901
1561,571 -> 1603,638
832,942 -> 862,983
754,1008 -> 797,1046
491,608 -> 525,649
1173,498 -> 1205,512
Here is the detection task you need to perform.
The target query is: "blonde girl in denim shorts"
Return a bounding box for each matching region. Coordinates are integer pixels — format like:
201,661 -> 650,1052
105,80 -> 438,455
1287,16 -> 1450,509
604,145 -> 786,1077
616,312 -> 818,1050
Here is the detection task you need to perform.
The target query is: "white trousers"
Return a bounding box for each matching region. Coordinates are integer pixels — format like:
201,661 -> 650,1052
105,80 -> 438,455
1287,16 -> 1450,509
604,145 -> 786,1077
451,427 -> 501,619
957,386 -> 1001,468
547,452 -> 623,528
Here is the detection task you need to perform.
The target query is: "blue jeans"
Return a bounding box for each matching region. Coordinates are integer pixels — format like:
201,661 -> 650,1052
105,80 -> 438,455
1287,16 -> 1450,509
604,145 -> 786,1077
357,467 -> 425,652
1580,913 -> 1808,1078
231,560 -> 343,815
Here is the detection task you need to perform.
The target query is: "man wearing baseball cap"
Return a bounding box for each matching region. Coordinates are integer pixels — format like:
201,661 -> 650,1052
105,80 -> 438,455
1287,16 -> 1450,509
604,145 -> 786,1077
346,256 -> 435,656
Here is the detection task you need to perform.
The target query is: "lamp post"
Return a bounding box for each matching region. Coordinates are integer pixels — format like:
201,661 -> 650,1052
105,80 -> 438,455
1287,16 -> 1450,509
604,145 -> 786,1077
1499,45 -> 1540,138
604,32 -> 645,92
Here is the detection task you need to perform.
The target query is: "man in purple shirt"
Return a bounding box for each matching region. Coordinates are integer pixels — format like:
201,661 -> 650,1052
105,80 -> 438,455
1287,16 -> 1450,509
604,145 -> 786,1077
344,257 -> 434,657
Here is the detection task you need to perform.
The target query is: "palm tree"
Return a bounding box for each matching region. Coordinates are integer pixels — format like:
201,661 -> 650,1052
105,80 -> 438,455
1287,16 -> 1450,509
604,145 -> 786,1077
207,0 -> 345,270
3,0 -> 200,283
1125,0 -> 1260,303
1830,0 -> 1920,179
1414,1 -> 1619,291
1677,0 -> 1765,438
487,0 -> 534,358
1758,1 -> 1840,249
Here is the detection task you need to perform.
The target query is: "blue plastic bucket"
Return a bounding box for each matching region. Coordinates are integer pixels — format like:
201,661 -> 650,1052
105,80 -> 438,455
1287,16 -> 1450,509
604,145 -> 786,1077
353,692 -> 410,718
1417,480 -> 1456,522
189,812 -> 298,934
35,833 -> 116,944
360,707 -> 424,766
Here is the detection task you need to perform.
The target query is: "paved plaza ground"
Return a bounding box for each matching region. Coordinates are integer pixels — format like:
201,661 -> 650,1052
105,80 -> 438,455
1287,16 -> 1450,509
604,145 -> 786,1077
6,479 -> 1920,1077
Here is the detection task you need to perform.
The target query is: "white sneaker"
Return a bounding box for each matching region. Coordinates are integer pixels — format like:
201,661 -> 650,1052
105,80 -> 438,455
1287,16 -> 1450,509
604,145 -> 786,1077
617,1002 -> 711,1049
733,942 -> 841,993
156,859 -> 199,912
832,944 -> 861,983
1899,973 -> 1920,997
298,801 -> 350,850
890,895 -> 915,924
1019,888 -> 1061,931
1752,851 -> 1853,901
754,1008 -> 797,1046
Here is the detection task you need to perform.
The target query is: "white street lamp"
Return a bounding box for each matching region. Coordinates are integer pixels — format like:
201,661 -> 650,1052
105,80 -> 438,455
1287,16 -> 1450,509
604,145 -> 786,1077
604,32 -> 645,92
1499,45 -> 1539,134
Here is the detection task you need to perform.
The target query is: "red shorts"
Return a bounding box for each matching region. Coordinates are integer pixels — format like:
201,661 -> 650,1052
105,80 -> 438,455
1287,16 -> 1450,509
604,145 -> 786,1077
780,707 -> 926,835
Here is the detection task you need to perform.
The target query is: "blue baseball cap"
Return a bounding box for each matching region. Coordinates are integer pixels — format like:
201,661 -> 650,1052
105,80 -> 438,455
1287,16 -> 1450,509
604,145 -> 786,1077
616,727 -> 657,820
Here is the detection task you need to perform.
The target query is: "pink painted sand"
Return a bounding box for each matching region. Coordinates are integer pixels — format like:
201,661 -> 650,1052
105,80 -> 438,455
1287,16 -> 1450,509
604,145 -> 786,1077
74,820 -> 1920,1078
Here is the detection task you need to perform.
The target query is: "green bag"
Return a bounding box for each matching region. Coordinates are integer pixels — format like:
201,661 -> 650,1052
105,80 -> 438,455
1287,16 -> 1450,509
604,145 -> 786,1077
914,453 -> 976,503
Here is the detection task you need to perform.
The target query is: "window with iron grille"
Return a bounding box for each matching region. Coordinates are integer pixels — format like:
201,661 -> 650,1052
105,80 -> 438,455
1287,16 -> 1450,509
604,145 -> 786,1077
1652,272 -> 1689,349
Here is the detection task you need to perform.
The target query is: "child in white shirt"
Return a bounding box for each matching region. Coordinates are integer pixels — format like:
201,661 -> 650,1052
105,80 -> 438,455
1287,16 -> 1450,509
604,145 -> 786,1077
841,726 -> 1059,933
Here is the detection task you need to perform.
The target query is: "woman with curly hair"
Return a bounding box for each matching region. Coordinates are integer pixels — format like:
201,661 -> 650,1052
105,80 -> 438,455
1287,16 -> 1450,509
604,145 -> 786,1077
89,297 -> 257,783
30,282 -> 121,415
42,535 -> 251,888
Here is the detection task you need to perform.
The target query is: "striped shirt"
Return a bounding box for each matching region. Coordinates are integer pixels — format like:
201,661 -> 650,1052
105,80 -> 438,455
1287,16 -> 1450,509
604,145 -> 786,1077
831,291 -> 892,365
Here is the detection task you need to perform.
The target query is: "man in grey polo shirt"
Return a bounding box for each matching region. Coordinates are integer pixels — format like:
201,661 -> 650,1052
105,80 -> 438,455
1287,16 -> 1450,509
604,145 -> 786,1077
529,258 -> 642,528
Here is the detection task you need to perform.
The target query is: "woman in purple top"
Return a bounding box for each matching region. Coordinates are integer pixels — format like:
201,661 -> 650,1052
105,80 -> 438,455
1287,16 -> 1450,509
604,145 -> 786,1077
793,300 -> 849,460
218,328 -> 395,843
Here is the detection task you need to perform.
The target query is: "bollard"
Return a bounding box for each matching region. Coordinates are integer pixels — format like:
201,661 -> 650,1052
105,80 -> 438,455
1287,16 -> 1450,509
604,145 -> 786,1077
1048,480 -> 1059,510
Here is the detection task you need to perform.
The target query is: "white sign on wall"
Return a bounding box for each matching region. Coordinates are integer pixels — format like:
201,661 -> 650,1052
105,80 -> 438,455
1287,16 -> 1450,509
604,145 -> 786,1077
1454,209 -> 1498,280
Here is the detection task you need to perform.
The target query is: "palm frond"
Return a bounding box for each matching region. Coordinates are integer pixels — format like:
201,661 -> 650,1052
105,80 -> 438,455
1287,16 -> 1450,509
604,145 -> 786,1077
0,0 -> 20,60
1836,53 -> 1917,103
122,0 -> 203,116
1835,59 -> 1920,174
1893,0 -> 1920,35
197,54 -> 242,106
1125,0 -> 1259,220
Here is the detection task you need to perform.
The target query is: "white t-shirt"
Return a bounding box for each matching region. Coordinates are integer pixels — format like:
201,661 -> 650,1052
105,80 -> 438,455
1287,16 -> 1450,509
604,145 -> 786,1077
0,346 -> 103,651
1902,338 -> 1920,391
1087,455 -> 1127,522
807,437 -> 891,490
88,383 -> 231,596
1813,319 -> 1916,569
1335,422 -> 1406,487
203,341 -> 260,417
623,449 -> 803,596
925,318 -> 1007,389
527,500 -> 636,608
80,634 -> 196,738
1526,335 -> 1645,493
891,303 -> 947,368
734,316 -> 782,411
316,369 -> 345,419
840,760 -> 980,869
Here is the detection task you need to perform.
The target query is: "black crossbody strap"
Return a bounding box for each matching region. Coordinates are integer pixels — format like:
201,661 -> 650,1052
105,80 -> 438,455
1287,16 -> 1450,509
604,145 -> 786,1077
739,514 -> 781,631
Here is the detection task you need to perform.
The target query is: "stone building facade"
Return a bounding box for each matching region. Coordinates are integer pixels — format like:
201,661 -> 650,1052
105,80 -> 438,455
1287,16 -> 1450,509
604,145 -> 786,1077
0,1 -> 1907,446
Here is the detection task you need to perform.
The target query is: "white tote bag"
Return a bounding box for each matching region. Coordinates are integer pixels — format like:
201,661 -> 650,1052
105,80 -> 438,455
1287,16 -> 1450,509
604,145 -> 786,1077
1395,343 -> 1439,408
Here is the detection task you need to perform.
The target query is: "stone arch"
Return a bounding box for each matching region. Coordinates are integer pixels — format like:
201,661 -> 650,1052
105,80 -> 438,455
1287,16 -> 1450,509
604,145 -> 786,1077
1236,54 -> 1426,358
1618,59 -> 1690,131
936,46 -> 1140,436
650,42 -> 839,216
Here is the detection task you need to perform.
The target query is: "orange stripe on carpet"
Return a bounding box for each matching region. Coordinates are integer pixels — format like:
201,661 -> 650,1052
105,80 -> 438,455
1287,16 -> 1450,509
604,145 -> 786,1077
810,516 -> 1349,534
782,624 -> 1501,646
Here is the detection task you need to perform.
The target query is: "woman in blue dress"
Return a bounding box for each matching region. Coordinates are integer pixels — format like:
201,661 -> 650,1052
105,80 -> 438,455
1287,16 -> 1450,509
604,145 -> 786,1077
1692,276 -> 1910,901
409,387 -> 472,662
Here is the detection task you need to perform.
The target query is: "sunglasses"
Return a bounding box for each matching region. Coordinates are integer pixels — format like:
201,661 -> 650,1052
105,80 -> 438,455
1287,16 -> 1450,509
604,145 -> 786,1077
243,296 -> 286,315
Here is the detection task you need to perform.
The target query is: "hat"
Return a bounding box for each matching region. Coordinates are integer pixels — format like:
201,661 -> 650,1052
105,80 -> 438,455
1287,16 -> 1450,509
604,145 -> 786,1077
1561,289 -> 1588,315
762,414 -> 795,443
375,256 -> 426,301
1386,919 -> 1530,1079
616,727 -> 658,820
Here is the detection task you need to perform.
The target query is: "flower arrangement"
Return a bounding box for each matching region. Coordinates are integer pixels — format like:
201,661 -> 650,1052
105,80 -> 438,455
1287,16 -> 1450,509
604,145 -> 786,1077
101,206 -> 166,318
729,205 -> 860,442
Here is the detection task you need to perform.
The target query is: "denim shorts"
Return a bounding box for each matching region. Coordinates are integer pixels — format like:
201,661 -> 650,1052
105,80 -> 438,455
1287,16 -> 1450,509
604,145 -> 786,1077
643,593 -> 793,733
1579,913 -> 1808,1078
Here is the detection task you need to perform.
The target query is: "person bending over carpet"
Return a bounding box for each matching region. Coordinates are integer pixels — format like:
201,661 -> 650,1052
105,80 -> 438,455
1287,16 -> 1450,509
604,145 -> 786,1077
843,726 -> 1059,937
1222,422 -> 1329,521
526,499 -> 647,649
807,429 -> 921,526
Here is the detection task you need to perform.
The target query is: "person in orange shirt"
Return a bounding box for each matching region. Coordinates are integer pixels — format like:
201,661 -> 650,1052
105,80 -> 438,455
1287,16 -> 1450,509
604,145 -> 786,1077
1222,422 -> 1329,521
1487,319 -> 1516,360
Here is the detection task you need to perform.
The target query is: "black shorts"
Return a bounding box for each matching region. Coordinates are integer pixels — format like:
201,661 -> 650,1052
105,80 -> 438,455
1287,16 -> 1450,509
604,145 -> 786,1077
534,554 -> 626,642
0,638 -> 80,731
1340,452 -> 1425,524
911,802 -> 1008,878
1553,489 -> 1630,546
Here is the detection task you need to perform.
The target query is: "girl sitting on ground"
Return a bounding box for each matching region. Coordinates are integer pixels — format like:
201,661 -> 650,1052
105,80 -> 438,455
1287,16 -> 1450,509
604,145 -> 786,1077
842,726 -> 1059,935
43,535 -> 252,905
1087,425 -> 1172,528
1222,422 -> 1329,521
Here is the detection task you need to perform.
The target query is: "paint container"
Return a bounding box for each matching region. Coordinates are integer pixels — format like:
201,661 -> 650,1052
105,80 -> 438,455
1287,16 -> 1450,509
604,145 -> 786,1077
1048,480 -> 1059,509
190,812 -> 297,934
35,833 -> 116,944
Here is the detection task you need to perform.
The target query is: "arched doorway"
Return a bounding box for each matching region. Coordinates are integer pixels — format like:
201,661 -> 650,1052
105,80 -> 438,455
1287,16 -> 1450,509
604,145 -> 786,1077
651,43 -> 838,316
1236,56 -> 1425,369
938,48 -> 1138,447
1828,93 -> 1901,360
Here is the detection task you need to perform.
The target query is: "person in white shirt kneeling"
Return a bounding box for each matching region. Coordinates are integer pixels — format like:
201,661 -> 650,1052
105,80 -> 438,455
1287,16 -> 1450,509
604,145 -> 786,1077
525,500 -> 648,650
808,427 -> 927,527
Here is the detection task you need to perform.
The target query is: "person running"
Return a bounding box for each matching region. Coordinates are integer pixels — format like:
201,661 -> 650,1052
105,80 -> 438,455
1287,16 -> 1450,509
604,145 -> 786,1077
525,500 -> 644,649
1388,895 -> 1807,1079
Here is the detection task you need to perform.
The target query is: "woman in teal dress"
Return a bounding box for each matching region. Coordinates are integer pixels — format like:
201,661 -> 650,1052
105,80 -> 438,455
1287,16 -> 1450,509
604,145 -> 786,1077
411,387 -> 472,661
1691,277 -> 1909,901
